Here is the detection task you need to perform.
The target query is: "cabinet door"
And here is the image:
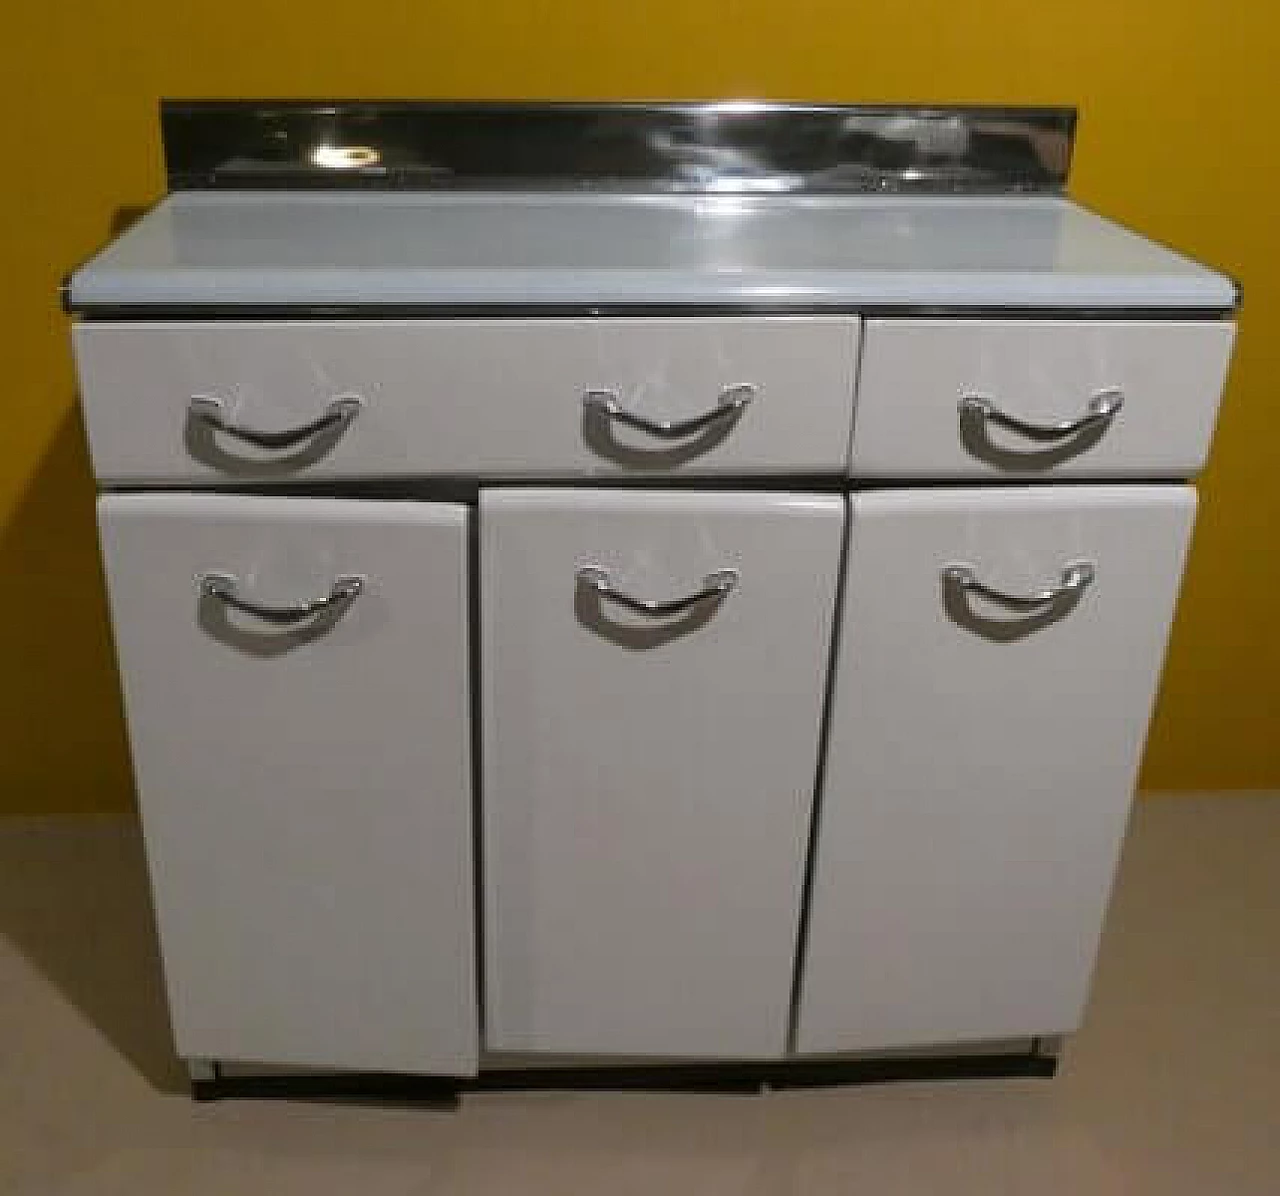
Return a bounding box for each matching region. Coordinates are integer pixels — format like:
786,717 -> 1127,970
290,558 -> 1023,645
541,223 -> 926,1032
796,486 -> 1195,1054
98,494 -> 477,1074
481,489 -> 844,1057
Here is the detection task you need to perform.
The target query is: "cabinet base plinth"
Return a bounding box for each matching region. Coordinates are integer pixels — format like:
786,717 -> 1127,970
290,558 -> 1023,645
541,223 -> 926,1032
189,1063 -> 462,1106
188,1047 -> 1058,1103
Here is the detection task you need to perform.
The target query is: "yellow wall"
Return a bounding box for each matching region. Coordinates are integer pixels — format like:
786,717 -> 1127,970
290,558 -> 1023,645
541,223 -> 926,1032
3,3 -> 1276,814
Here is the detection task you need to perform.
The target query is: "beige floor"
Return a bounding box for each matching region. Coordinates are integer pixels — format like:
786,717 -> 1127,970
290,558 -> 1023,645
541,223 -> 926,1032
1,794 -> 1277,1195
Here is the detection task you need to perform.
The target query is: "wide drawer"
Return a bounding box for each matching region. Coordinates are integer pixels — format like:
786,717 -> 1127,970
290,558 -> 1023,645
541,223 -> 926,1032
73,317 -> 859,482
850,319 -> 1235,478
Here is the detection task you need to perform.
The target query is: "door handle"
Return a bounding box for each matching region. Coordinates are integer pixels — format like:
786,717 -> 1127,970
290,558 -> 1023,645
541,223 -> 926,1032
188,394 -> 363,450
941,561 -> 1095,611
958,388 -> 1123,443
198,571 -> 365,625
582,382 -> 755,440
575,565 -> 739,617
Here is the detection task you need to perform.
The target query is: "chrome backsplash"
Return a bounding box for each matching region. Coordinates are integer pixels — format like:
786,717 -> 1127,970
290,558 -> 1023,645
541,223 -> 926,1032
161,100 -> 1075,195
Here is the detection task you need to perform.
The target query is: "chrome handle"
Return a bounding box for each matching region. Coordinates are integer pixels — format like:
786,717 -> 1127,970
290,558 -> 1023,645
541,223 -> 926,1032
198,571 -> 364,625
582,383 -> 756,439
958,388 -> 1123,443
941,561 -> 1095,610
188,394 -> 363,450
576,565 -> 739,617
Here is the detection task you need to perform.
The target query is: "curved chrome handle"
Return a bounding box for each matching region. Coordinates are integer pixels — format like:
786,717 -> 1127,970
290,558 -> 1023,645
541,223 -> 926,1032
188,394 -> 363,450
942,561 -> 1095,610
582,383 -> 756,440
958,388 -> 1123,443
198,571 -> 365,625
576,565 -> 739,617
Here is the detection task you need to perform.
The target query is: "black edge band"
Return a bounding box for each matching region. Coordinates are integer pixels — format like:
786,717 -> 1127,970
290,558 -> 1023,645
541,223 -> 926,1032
65,302 -> 1239,321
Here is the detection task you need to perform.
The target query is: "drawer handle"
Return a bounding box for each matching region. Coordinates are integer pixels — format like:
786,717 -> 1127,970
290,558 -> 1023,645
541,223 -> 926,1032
198,571 -> 365,625
958,388 -> 1123,443
942,561 -> 1095,611
575,565 -> 739,617
582,383 -> 756,440
188,394 -> 363,450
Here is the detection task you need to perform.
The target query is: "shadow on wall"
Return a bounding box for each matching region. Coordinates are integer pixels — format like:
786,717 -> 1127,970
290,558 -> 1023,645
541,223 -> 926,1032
0,815 -> 184,1092
0,411 -> 135,815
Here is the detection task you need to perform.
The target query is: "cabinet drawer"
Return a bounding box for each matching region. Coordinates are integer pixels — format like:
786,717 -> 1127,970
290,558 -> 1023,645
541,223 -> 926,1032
850,319 -> 1234,478
796,485 -> 1195,1054
74,317 -> 858,482
481,489 -> 844,1057
97,494 -> 477,1074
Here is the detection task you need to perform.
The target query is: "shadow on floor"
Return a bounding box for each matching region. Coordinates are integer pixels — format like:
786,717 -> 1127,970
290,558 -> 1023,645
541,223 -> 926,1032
0,407 -> 182,1087
0,817 -> 185,1093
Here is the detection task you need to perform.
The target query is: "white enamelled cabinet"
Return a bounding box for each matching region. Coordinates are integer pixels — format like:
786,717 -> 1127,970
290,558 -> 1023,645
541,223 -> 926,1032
66,102 -> 1238,1099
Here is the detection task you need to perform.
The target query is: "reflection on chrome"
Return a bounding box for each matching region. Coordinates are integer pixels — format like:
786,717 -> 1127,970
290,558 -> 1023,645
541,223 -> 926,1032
309,143 -> 381,170
164,102 -> 1075,194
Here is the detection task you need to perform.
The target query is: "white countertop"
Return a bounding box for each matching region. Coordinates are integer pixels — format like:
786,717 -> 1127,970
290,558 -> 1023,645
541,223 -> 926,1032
68,191 -> 1236,310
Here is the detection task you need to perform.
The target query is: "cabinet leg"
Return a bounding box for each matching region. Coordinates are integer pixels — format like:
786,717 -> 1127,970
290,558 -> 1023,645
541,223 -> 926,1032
1032,1035 -> 1064,1068
186,1059 -> 223,1101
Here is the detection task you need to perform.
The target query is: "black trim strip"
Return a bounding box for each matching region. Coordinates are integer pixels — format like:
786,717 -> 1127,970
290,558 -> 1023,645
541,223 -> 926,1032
91,476 -> 1194,503
67,302 -> 1238,321
192,1048 -> 1057,1103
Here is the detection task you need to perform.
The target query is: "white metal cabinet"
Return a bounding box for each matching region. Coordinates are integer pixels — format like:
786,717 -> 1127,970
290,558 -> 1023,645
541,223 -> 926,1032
796,486 -> 1196,1054
851,319 -> 1235,478
73,317 -> 858,483
97,494 -> 478,1074
481,489 -> 844,1057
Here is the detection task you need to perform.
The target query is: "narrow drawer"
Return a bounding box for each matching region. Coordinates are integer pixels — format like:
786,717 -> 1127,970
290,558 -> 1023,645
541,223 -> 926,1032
73,317 -> 859,483
849,319 -> 1235,478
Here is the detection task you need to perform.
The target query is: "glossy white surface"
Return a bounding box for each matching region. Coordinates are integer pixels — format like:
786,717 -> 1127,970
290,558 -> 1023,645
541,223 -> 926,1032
851,319 -> 1237,478
68,192 -> 1236,309
481,489 -> 843,1057
97,494 -> 478,1074
795,486 -> 1196,1055
72,317 -> 858,483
